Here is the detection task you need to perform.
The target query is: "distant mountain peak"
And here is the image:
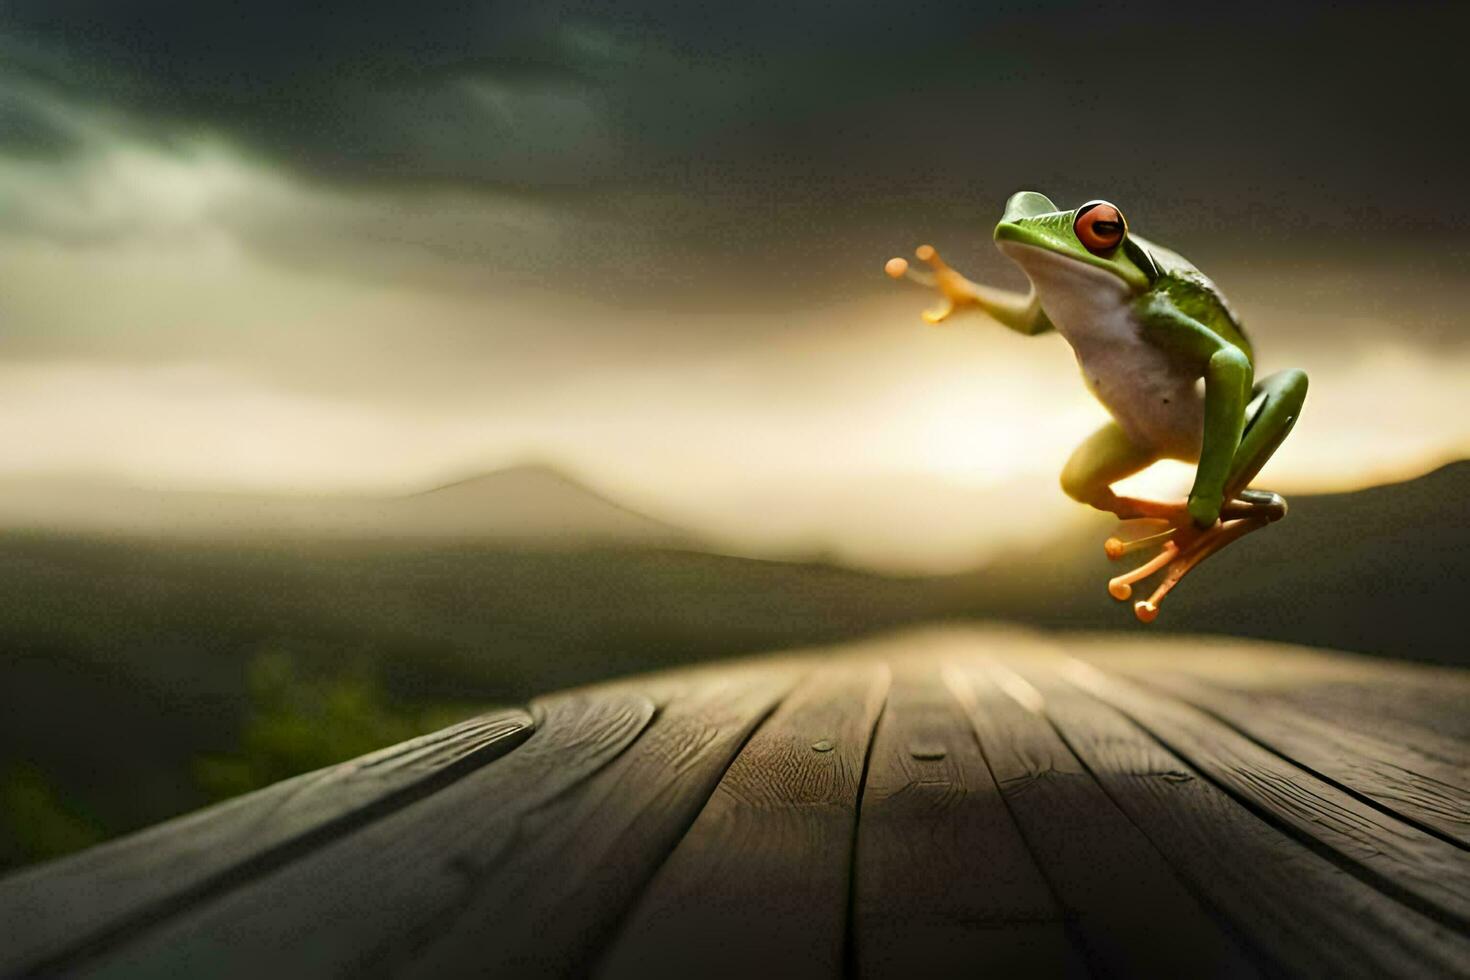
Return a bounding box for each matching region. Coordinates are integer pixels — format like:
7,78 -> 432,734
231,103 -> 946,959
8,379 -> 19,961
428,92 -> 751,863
401,462 -> 685,543
412,462 -> 593,497
0,461 -> 691,546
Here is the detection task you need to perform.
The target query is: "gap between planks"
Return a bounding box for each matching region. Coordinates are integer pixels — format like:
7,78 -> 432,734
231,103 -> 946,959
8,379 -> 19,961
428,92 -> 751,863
1052,654 -> 1470,933
943,652 -> 1259,978
974,634 -> 1470,977
597,660 -> 891,979
1014,653 -> 1470,976
848,658 -> 1087,978
1109,666 -> 1470,851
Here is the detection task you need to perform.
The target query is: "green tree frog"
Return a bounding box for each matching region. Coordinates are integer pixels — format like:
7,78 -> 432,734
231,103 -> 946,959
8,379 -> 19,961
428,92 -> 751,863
886,192 -> 1308,622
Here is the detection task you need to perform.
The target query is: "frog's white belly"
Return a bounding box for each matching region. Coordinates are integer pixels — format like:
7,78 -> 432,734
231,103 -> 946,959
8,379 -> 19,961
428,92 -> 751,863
999,241 -> 1204,458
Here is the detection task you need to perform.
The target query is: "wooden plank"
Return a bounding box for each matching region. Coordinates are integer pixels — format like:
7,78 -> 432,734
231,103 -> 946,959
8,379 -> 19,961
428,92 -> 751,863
1074,635 -> 1470,762
850,660 -> 1084,979
1056,656 -> 1470,930
395,663 -> 803,977
597,662 -> 890,980
0,707 -> 533,978
72,689 -> 655,979
945,658 -> 1259,978
1007,654 -> 1470,977
1115,665 -> 1470,847
1263,683 -> 1470,761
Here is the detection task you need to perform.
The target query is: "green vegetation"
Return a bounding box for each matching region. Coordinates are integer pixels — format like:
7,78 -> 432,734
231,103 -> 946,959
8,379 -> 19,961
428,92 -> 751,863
193,650 -> 472,803
1,646 -> 469,871
0,763 -> 105,869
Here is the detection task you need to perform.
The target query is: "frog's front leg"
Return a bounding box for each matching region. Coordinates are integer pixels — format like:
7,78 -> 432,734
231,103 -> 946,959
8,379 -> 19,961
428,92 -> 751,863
884,245 -> 1052,335
1223,368 -> 1309,500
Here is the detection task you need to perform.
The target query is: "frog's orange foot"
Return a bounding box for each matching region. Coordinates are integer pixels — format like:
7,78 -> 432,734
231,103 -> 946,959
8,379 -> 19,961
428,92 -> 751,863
883,245 -> 977,324
1106,537 -> 1181,602
1132,516 -> 1273,621
1100,490 -> 1286,560
883,255 -> 931,286
1103,514 -> 1273,623
1103,518 -> 1176,561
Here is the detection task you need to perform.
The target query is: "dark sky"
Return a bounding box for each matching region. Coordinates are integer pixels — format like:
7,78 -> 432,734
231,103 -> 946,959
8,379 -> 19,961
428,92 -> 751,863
4,1 -> 1467,309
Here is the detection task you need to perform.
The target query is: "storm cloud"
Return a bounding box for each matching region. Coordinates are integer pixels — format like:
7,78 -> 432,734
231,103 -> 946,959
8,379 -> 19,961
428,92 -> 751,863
3,1 -> 1467,309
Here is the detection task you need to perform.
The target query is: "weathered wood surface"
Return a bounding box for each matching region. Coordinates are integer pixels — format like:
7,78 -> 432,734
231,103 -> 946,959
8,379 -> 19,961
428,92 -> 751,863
403,663 -> 801,977
598,661 -> 889,979
850,661 -> 1082,979
1009,655 -> 1470,977
947,655 -> 1257,977
70,690 -> 655,979
0,707 -> 533,977
1061,659 -> 1470,928
1113,666 -> 1470,847
2,627 -> 1468,979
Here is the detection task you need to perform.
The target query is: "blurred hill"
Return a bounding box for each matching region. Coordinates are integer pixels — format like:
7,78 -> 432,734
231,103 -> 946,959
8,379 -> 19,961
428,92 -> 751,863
955,459 -> 1468,664
0,460 -> 1464,871
396,464 -> 687,543
0,463 -> 689,546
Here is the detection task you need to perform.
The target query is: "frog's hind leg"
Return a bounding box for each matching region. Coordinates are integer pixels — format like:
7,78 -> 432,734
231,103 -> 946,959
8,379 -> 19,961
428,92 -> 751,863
1103,369 -> 1309,529
1059,422 -> 1195,587
1130,368 -> 1309,622
1223,368 -> 1309,508
1060,421 -> 1171,520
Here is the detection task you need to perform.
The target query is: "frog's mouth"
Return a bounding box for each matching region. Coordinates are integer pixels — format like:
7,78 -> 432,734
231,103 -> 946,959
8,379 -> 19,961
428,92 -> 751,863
995,218 -> 1154,293
997,238 -> 1137,297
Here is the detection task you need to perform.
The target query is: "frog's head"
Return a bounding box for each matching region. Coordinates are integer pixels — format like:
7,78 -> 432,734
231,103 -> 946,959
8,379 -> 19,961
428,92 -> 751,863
993,191 -> 1157,294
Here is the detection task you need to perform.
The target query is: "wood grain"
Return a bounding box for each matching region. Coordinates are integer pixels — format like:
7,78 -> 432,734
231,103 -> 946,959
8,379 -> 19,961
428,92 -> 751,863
597,661 -> 889,980
1010,653 -> 1470,977
396,663 -> 802,977
9,625 -> 1470,978
0,707 -> 533,978
72,690 -> 655,979
850,660 -> 1083,979
946,657 -> 1258,978
1072,635 -> 1470,761
1057,656 -> 1470,930
1116,665 -> 1470,847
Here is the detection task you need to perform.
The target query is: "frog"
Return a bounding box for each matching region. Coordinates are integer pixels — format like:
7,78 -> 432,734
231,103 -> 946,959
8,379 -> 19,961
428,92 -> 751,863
885,191 -> 1307,622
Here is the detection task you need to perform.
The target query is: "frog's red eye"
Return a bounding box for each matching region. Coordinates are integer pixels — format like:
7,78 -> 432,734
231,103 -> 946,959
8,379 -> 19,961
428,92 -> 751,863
1074,200 -> 1127,254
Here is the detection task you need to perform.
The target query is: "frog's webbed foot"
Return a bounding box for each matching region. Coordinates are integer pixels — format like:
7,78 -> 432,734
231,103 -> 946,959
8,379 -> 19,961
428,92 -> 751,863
884,244 -> 979,324
1102,491 -> 1287,623
1101,489 -> 1285,531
